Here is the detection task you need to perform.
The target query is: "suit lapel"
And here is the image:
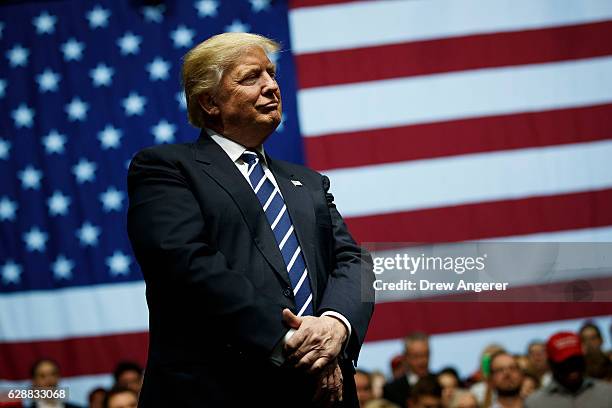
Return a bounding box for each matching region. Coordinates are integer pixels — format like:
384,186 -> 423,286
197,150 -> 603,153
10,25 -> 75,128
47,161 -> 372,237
193,134 -> 291,288
268,157 -> 319,307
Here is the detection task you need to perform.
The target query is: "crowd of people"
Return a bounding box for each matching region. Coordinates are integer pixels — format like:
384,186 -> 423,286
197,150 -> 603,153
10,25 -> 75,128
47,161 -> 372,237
356,321 -> 612,408
4,320 -> 611,407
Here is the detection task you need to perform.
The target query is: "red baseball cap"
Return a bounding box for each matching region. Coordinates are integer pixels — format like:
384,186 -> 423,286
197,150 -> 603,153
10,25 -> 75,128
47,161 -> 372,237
547,332 -> 583,363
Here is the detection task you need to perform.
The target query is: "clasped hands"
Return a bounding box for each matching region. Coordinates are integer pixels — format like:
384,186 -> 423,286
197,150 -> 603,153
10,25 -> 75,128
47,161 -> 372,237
282,308 -> 347,406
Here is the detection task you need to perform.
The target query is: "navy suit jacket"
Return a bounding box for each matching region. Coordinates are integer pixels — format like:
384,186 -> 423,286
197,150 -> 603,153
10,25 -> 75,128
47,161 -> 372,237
127,132 -> 374,407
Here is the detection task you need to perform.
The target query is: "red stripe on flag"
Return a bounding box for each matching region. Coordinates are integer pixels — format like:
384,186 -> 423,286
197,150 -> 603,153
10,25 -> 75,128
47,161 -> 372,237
295,21 -> 612,89
366,300 -> 612,342
305,104 -> 612,171
0,332 -> 148,381
347,188 -> 612,243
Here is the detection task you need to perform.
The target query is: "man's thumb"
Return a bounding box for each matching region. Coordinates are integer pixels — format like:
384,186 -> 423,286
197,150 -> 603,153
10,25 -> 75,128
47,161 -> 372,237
282,308 -> 302,329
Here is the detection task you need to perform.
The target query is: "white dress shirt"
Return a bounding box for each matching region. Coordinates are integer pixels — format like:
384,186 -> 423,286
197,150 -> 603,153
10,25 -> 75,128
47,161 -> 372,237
206,129 -> 352,358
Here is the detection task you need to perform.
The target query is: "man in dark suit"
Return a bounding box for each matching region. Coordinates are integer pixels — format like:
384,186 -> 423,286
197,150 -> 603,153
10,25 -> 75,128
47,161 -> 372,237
127,32 -> 374,407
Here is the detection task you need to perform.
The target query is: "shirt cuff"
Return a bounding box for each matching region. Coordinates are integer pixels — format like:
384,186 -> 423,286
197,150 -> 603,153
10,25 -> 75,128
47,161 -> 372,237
321,311 -> 352,347
270,329 -> 296,366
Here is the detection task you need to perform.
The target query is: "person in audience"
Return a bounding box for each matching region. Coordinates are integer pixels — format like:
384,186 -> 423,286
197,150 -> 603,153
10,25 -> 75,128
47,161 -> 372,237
526,341 -> 550,386
488,351 -> 524,408
384,332 -> 431,406
391,354 -> 408,379
579,322 -> 604,353
356,369 -> 374,407
371,371 -> 387,399
103,387 -> 137,408
437,367 -> 461,408
448,390 -> 478,408
585,349 -> 612,381
519,371 -> 540,400
87,387 -> 106,408
469,344 -> 505,405
408,375 -> 442,408
112,362 -> 143,395
29,358 -> 81,408
525,331 -> 612,407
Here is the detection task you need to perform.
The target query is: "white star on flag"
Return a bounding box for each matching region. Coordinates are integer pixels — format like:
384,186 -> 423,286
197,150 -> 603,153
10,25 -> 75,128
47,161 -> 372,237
1,260 -> 22,285
42,130 -> 67,154
152,119 -> 176,143
90,63 -> 114,87
122,92 -> 146,116
76,222 -> 101,247
36,69 -> 61,92
226,19 -> 250,33
11,103 -> 34,128
142,5 -> 165,22
47,191 -> 71,216
18,165 -> 43,190
0,138 -> 11,159
6,44 -> 29,67
0,196 -> 18,221
117,32 -> 142,55
33,11 -> 57,34
23,226 -> 48,252
176,91 -> 187,110
100,187 -> 125,212
250,0 -> 271,12
195,0 -> 218,17
52,255 -> 75,280
106,251 -> 131,276
170,25 -> 195,48
72,158 -> 97,183
86,5 -> 111,28
61,38 -> 85,61
147,57 -> 171,81
98,125 -> 122,149
66,97 -> 89,121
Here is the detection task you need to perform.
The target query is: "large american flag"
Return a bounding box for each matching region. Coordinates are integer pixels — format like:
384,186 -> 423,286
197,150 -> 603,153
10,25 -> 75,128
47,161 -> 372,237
1,0 -> 612,404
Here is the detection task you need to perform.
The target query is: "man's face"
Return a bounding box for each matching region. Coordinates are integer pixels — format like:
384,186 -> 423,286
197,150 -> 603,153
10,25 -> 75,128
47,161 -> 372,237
580,327 -> 603,352
32,361 -> 60,388
117,370 -> 142,394
205,46 -> 281,146
528,343 -> 548,372
411,395 -> 442,408
354,372 -> 373,406
552,356 -> 585,391
107,391 -> 138,408
490,354 -> 523,396
406,340 -> 430,378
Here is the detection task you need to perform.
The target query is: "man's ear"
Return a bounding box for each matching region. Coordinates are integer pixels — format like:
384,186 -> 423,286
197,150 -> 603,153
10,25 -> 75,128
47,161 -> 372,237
198,93 -> 219,117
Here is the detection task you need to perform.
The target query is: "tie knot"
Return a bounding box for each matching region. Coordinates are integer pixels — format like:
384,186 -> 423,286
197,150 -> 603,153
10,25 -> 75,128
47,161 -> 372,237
241,150 -> 259,166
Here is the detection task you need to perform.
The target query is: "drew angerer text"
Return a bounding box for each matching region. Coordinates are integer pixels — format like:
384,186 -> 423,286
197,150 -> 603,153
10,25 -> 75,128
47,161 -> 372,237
373,279 -> 509,293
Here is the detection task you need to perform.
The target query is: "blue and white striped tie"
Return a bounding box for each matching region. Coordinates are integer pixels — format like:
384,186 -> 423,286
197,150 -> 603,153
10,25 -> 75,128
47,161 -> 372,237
241,150 -> 314,316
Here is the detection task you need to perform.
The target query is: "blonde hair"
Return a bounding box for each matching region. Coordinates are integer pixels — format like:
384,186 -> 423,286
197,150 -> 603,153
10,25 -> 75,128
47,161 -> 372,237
181,32 -> 281,128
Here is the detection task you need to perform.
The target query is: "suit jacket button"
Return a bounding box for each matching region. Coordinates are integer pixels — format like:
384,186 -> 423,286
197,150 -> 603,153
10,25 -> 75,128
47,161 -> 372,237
283,288 -> 292,297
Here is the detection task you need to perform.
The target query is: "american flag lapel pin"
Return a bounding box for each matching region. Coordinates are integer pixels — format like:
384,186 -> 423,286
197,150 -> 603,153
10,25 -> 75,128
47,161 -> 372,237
291,179 -> 303,186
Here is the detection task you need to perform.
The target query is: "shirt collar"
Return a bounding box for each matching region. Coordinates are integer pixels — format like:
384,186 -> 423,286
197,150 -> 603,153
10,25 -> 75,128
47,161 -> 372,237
205,127 -> 267,165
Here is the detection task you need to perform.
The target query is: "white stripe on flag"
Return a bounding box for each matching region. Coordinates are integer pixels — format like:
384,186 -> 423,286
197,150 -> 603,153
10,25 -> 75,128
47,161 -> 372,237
324,140 -> 612,217
289,0 -> 612,54
298,56 -> 612,137
0,281 -> 148,342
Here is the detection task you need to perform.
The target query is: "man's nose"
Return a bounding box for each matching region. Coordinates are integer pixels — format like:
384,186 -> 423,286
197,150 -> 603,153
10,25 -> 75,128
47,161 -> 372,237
261,72 -> 279,94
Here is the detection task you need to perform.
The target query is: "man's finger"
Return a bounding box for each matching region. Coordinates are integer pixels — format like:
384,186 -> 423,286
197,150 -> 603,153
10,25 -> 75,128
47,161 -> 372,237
307,356 -> 332,374
282,308 -> 302,329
